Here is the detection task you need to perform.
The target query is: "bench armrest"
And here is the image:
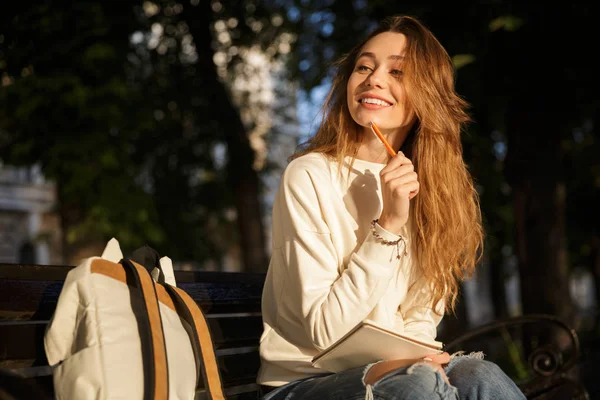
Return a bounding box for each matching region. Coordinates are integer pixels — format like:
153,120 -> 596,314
444,314 -> 586,399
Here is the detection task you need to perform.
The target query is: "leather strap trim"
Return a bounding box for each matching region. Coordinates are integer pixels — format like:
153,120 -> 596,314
165,285 -> 225,400
90,259 -> 176,312
121,259 -> 170,400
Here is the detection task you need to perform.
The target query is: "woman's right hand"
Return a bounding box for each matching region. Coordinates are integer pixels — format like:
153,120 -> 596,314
377,152 -> 419,235
423,352 -> 450,365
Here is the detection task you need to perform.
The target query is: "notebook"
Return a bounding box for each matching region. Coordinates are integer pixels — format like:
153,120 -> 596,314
311,320 -> 444,372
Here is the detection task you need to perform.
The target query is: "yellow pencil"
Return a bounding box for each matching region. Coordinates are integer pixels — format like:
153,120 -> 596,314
369,121 -> 397,157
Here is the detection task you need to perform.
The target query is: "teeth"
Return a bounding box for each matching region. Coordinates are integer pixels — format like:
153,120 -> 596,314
361,98 -> 391,106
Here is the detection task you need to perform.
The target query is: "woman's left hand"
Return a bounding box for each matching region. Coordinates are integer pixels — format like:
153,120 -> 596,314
423,351 -> 450,366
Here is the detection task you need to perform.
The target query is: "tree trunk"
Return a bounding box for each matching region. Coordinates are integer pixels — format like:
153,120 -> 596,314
592,237 -> 600,326
505,102 -> 573,322
186,3 -> 267,272
56,183 -> 72,265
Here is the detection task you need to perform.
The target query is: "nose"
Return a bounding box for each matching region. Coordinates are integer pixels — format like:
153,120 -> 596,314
364,66 -> 387,89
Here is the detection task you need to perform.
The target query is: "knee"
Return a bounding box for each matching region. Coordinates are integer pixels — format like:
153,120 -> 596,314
450,358 -> 506,381
447,358 -> 525,399
372,363 -> 456,399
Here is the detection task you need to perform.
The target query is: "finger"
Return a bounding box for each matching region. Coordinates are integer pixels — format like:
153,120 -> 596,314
386,172 -> 418,192
421,360 -> 444,372
388,152 -> 412,168
382,170 -> 417,187
427,352 -> 450,365
381,152 -> 413,174
439,352 -> 451,363
424,352 -> 447,361
390,180 -> 419,199
427,356 -> 440,364
408,184 -> 419,200
406,181 -> 420,200
380,164 -> 415,183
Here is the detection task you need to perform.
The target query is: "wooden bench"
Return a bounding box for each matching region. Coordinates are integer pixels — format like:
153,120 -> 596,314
0,263 -> 265,399
0,263 -> 588,399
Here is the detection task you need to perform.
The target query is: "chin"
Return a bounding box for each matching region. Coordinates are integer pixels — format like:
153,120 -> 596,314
352,112 -> 377,127
355,110 -> 394,126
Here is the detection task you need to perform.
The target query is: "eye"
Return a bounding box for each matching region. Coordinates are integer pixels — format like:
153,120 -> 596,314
355,65 -> 373,73
390,69 -> 403,77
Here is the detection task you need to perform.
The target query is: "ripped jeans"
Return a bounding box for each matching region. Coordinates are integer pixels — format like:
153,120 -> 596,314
260,353 -> 526,400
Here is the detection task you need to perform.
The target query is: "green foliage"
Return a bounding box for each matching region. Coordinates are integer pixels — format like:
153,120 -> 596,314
452,54 -> 476,70
0,1 -> 166,256
489,15 -> 524,32
1,0 -> 598,282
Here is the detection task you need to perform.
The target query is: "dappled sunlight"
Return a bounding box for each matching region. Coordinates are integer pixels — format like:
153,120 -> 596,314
211,15 -> 297,171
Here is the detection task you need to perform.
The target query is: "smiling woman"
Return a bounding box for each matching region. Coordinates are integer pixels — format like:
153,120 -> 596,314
347,32 -> 415,152
257,15 -> 526,400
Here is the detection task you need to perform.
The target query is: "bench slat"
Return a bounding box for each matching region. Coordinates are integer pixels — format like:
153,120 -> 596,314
3,351 -> 261,392
0,321 -> 48,363
204,316 -> 264,344
218,351 -> 261,384
0,264 -> 265,284
0,317 -> 263,360
0,279 -> 263,320
0,373 -> 54,400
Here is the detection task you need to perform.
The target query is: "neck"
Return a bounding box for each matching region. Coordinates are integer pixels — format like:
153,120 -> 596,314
355,123 -> 413,163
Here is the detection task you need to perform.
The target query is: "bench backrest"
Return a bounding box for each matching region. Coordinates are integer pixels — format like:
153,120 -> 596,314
0,263 -> 266,400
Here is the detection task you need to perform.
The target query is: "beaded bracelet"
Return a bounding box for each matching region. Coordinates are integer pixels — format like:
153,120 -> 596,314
370,219 -> 408,260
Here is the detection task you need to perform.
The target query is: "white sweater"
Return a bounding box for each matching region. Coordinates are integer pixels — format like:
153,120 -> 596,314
257,152 -> 444,386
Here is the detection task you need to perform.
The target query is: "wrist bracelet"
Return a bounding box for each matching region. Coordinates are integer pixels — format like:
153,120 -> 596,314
370,219 -> 408,260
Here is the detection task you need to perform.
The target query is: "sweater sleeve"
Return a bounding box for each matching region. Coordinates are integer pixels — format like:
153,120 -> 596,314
396,283 -> 445,344
274,161 -> 401,351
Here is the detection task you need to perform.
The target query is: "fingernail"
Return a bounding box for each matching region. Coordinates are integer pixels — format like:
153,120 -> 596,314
423,357 -> 433,361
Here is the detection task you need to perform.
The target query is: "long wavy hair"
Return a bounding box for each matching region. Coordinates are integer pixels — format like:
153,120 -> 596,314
292,15 -> 483,313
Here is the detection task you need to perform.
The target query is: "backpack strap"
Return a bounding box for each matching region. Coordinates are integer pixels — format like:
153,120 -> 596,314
164,284 -> 225,400
121,259 -> 169,400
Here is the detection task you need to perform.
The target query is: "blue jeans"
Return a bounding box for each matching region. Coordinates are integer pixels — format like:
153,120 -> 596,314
261,353 -> 526,399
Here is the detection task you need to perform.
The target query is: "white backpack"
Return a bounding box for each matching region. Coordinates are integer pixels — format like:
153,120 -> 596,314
44,238 -> 225,400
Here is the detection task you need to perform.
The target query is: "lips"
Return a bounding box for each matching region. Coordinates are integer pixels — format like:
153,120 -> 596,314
358,94 -> 393,106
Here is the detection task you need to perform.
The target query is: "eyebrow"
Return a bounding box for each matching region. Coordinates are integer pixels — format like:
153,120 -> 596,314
357,51 -> 404,61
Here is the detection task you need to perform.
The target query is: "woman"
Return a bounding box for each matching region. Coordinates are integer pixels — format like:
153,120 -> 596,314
257,15 -> 526,400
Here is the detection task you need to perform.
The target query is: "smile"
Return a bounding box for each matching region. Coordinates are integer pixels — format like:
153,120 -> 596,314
359,97 -> 392,107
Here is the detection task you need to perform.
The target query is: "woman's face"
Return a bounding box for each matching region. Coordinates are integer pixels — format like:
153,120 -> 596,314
346,32 -> 414,134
